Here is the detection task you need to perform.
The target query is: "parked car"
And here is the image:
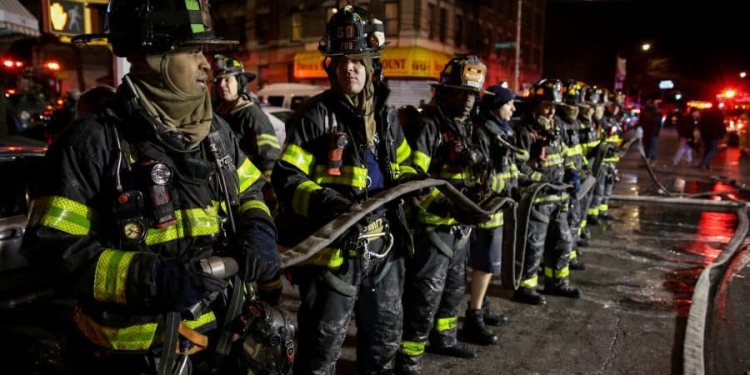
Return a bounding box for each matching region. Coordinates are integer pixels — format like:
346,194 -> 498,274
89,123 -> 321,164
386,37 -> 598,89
262,105 -> 294,145
0,144 -> 51,309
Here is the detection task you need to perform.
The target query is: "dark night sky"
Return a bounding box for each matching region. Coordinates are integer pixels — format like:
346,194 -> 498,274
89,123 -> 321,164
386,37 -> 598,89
543,0 -> 750,100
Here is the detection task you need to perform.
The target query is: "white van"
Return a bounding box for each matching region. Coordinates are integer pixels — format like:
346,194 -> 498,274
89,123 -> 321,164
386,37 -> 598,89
256,83 -> 327,111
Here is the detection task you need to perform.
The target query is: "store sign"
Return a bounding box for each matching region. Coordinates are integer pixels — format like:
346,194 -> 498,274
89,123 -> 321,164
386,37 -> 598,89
48,0 -> 85,35
294,47 -> 451,79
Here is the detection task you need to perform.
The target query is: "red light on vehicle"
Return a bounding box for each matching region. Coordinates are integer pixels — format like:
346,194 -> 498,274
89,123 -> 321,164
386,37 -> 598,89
45,61 -> 61,71
5,89 -> 16,95
724,89 -> 736,99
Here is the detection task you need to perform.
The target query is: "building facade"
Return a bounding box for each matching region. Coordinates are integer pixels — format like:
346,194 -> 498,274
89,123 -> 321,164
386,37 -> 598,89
211,0 -> 546,108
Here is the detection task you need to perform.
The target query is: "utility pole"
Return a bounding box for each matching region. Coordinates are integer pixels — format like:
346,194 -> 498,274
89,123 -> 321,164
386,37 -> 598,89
514,0 -> 522,93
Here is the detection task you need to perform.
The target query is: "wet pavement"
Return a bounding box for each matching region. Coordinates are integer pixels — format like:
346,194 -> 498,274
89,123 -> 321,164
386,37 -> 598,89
2,127 -> 750,374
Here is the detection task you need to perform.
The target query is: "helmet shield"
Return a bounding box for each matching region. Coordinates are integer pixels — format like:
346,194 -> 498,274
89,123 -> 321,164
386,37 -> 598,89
73,0 -> 238,57
530,79 -> 563,104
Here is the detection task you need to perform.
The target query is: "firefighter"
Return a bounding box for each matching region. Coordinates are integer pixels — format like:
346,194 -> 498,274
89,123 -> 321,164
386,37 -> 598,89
513,79 -> 582,306
461,84 -> 518,346
211,54 -> 284,302
590,96 -> 624,224
396,55 -> 493,374
556,80 -> 590,271
272,5 -> 417,375
21,1 -> 284,374
211,54 -> 280,178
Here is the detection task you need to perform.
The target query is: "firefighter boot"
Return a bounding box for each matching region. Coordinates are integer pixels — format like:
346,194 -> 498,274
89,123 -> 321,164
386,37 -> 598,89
426,342 -> 477,359
587,214 -> 600,226
460,309 -> 498,346
481,297 -> 508,326
543,277 -> 582,299
569,250 -> 586,271
395,352 -> 422,375
512,287 -> 547,305
600,211 -> 619,221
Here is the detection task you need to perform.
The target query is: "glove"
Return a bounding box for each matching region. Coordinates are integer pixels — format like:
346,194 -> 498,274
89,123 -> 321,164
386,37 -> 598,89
566,170 -> 581,195
449,203 -> 491,225
241,220 -> 282,284
155,258 -> 228,312
315,189 -> 355,222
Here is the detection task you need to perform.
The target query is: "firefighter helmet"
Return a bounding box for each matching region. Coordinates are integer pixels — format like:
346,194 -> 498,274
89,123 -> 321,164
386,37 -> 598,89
237,301 -> 295,375
585,85 -> 605,105
529,79 -> 563,104
433,55 -> 489,93
319,5 -> 386,56
561,79 -> 586,105
72,0 -> 238,57
211,54 -> 257,96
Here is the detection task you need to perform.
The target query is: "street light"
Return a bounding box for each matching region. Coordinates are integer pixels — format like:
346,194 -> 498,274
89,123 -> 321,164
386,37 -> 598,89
641,43 -> 651,52
741,72 -> 747,78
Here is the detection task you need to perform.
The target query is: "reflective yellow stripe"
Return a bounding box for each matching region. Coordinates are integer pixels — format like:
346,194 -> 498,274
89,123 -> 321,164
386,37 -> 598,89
519,275 -> 538,289
533,192 -> 570,204
395,164 -> 418,180
399,341 -> 425,356
293,180 -> 322,217
257,134 -> 281,149
565,145 -> 583,157
237,158 -> 263,194
435,316 -> 457,332
599,204 -> 608,211
542,153 -> 564,167
305,247 -> 344,267
588,207 -> 599,216
570,250 -> 578,260
239,200 -> 271,217
74,309 -> 216,351
417,189 -> 456,225
28,196 -> 94,235
544,266 -> 570,279
313,165 -> 368,188
280,144 -> 315,175
437,168 -> 472,182
412,150 -> 431,173
478,211 -> 504,229
93,249 -> 134,304
146,205 -> 221,245
516,149 -> 530,162
396,139 -> 412,163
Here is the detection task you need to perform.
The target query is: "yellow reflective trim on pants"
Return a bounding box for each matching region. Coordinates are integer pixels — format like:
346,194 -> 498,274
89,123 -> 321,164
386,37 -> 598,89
28,196 -> 94,235
435,316 -> 458,332
239,199 -> 271,217
93,249 -> 134,304
313,165 -> 368,188
477,211 -> 504,229
305,247 -> 344,267
396,139 -> 412,163
412,150 -> 431,173
293,180 -> 323,217
280,144 -> 315,176
570,250 -> 578,260
146,205 -> 221,245
588,207 -> 599,216
74,309 -> 216,351
399,340 -> 425,356
544,266 -> 570,279
257,133 -> 281,149
600,204 -> 609,211
520,276 -> 539,289
237,158 -> 263,194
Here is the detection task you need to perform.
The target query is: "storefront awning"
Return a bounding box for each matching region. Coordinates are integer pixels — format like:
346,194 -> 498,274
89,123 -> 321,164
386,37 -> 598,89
294,47 -> 451,80
0,0 -> 41,39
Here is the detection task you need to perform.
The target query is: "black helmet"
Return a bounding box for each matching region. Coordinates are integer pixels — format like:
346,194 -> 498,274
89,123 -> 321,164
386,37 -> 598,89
73,0 -> 238,57
235,301 -> 295,375
529,79 -> 563,104
585,85 -> 605,105
561,79 -> 585,105
211,54 -> 257,96
433,54 -> 489,93
319,5 -> 386,56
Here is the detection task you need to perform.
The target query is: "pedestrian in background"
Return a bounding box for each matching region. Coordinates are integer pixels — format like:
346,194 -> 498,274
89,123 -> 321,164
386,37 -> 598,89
698,107 -> 726,170
672,107 -> 700,166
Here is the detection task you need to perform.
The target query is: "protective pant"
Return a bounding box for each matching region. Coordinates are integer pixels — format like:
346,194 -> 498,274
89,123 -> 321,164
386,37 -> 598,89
519,201 -> 572,289
293,236 -> 405,375
398,225 -> 471,372
590,163 -> 616,217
